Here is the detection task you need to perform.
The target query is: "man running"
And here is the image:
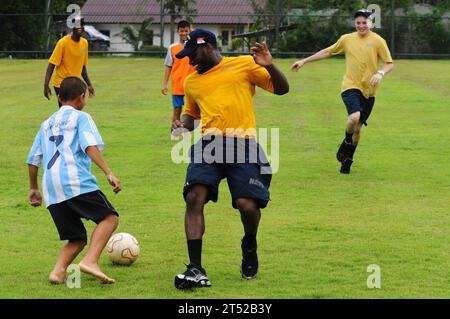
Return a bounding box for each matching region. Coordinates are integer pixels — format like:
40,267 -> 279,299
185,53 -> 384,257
292,9 -> 394,174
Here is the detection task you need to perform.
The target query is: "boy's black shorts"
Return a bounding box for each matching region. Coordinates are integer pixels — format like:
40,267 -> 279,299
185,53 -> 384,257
341,89 -> 375,125
183,136 -> 272,209
47,190 -> 118,242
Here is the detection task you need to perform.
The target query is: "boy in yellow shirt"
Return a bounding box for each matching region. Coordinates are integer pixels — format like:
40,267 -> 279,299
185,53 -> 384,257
162,20 -> 196,123
292,9 -> 394,174
172,29 -> 289,289
44,18 -> 95,107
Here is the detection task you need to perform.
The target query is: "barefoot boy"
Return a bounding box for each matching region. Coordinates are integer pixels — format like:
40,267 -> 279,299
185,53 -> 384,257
27,77 -> 121,285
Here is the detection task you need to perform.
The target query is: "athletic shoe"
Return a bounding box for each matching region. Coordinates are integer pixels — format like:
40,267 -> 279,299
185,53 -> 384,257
336,139 -> 352,162
240,238 -> 258,279
340,158 -> 354,174
174,264 -> 211,290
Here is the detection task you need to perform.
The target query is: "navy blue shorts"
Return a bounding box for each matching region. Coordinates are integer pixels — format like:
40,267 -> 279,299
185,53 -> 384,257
54,87 -> 62,108
183,136 -> 272,209
341,89 -> 375,126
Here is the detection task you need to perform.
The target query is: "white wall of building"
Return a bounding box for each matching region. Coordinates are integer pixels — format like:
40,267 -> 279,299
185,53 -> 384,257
91,23 -> 238,52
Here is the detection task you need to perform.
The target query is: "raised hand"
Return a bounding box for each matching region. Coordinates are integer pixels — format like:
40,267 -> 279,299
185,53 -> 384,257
251,42 -> 273,67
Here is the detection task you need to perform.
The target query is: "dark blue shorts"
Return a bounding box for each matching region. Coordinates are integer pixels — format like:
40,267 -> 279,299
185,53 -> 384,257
183,136 -> 272,209
341,89 -> 375,126
172,95 -> 184,108
54,87 -> 62,108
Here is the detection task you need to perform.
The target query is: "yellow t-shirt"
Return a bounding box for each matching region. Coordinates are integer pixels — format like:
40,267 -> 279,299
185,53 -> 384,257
183,56 -> 274,138
326,31 -> 393,98
48,35 -> 89,88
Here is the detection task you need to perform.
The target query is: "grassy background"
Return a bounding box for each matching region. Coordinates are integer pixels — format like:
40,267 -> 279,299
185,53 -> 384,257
0,57 -> 449,298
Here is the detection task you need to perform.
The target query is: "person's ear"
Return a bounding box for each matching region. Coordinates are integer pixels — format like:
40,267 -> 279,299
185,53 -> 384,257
78,92 -> 85,103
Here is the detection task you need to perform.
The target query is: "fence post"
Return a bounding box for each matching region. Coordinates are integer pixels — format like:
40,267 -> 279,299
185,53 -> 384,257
45,0 -> 52,56
275,0 -> 280,58
390,0 -> 395,58
160,0 -> 165,58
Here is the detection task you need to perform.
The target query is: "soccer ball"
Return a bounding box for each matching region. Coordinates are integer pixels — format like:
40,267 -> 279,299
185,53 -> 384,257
106,233 -> 140,265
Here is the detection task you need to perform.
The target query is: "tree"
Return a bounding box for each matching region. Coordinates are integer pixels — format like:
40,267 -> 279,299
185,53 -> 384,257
158,0 -> 197,43
0,0 -> 87,53
116,18 -> 154,51
249,0 -> 296,49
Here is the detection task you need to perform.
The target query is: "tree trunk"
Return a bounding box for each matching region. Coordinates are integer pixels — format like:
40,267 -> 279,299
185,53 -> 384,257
170,14 -> 175,44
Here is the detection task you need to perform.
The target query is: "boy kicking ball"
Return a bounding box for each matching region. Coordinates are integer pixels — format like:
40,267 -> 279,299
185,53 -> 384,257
27,77 -> 121,285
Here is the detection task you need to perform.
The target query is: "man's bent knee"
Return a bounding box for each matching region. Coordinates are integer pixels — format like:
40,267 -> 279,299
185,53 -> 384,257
185,185 -> 208,210
348,112 -> 361,125
235,198 -> 259,214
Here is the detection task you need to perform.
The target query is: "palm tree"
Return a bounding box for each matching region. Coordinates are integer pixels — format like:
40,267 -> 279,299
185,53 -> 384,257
117,17 -> 154,51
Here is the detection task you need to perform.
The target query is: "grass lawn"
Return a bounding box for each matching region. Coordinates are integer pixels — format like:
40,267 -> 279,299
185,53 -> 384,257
0,57 -> 449,298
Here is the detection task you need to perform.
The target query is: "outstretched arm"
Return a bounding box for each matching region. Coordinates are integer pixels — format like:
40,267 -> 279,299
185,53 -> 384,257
251,42 -> 289,95
85,146 -> 121,193
291,49 -> 331,72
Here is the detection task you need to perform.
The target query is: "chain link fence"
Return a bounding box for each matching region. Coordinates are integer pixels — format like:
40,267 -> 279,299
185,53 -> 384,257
1,8 -> 449,59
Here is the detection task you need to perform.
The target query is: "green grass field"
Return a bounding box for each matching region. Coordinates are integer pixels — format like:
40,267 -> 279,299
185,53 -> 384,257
0,57 -> 449,299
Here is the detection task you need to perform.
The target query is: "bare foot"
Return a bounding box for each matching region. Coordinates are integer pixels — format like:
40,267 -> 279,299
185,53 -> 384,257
79,262 -> 115,284
49,270 -> 67,285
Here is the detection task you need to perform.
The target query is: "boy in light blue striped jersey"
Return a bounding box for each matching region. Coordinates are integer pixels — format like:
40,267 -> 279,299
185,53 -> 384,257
27,77 -> 121,285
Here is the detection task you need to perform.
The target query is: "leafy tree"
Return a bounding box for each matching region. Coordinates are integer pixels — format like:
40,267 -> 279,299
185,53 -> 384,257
0,0 -> 87,52
157,0 -> 197,43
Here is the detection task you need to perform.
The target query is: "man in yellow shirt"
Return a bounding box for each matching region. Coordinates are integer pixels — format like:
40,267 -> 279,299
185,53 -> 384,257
171,29 -> 289,289
44,18 -> 95,107
292,9 -> 394,174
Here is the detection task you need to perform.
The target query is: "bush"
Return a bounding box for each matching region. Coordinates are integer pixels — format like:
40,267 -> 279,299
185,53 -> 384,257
230,38 -> 245,52
139,45 -> 167,53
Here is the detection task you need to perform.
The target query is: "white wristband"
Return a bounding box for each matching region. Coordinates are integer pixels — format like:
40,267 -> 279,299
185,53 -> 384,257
377,70 -> 385,77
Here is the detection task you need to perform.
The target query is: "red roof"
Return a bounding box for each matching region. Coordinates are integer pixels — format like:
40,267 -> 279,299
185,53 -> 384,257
82,0 -> 255,25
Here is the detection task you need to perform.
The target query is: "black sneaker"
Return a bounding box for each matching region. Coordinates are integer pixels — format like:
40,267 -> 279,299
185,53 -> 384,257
336,140 -> 352,162
174,264 -> 211,290
340,158 -> 353,174
240,238 -> 258,280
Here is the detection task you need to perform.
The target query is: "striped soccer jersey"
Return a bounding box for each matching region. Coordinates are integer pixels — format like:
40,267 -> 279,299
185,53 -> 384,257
27,105 -> 104,207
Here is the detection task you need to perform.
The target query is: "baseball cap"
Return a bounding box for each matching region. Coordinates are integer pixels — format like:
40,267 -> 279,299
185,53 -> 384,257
175,29 -> 217,59
354,9 -> 372,19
